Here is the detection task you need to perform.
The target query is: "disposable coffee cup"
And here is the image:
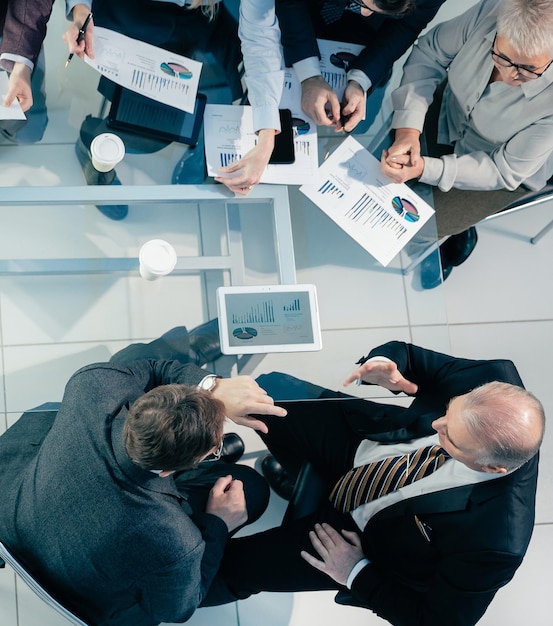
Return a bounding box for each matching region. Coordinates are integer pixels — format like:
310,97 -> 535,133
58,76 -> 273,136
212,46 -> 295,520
90,133 -> 125,173
139,239 -> 177,281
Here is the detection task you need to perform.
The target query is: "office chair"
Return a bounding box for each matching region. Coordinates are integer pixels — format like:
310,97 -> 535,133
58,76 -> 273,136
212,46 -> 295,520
0,541 -> 89,626
482,179 -> 553,244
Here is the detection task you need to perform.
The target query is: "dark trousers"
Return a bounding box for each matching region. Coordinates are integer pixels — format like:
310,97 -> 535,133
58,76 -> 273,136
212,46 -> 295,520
203,373 -> 367,604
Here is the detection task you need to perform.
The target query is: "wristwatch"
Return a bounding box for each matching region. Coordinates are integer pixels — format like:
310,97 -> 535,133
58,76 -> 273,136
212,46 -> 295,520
198,374 -> 217,392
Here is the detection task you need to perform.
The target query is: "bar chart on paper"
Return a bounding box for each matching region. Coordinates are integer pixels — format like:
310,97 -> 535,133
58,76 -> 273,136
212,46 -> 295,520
300,136 -> 434,266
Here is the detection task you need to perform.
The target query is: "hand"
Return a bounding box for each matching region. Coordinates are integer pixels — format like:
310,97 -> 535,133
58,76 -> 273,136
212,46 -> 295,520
301,523 -> 365,586
380,127 -> 424,184
337,80 -> 365,133
206,475 -> 247,532
215,129 -> 276,195
211,376 -> 287,433
62,5 -> 95,60
343,359 -> 418,394
3,63 -> 32,112
301,76 -> 341,127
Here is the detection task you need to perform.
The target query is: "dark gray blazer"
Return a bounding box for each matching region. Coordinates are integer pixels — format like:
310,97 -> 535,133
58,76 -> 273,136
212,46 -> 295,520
0,359 -> 228,626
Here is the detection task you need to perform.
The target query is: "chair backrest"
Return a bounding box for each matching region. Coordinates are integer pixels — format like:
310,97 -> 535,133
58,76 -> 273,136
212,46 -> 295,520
0,541 -> 89,626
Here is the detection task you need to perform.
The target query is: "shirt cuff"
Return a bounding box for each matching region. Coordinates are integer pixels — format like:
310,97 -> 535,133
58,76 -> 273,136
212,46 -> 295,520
346,558 -> 370,589
293,57 -> 321,84
66,0 -> 92,19
346,69 -> 372,94
419,155 -> 446,189
0,54 -> 34,72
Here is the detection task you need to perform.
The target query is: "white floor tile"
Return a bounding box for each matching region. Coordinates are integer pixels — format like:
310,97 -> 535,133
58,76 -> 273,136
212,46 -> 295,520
0,564 -> 17,626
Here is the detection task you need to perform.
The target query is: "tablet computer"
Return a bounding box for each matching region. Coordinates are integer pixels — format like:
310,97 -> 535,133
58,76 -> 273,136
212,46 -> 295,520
107,86 -> 207,146
216,284 -> 322,354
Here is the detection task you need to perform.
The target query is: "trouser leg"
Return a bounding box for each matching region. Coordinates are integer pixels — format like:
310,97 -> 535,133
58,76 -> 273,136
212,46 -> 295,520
174,461 -> 270,527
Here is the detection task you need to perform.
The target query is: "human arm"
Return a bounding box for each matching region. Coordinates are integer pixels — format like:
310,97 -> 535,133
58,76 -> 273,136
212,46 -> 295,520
205,474 -> 247,532
217,0 -> 284,195
0,0 -> 54,70
215,129 -> 276,195
301,523 -> 366,586
211,375 -> 287,433
63,2 -> 95,60
2,63 -> 32,111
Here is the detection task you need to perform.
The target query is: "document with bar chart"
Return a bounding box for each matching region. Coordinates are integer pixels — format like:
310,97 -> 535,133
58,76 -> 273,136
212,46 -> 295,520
203,101 -> 318,185
85,27 -> 201,113
300,136 -> 435,266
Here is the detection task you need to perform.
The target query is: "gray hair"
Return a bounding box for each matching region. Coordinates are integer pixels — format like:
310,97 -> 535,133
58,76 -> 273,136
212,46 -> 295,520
461,381 -> 545,472
497,0 -> 553,57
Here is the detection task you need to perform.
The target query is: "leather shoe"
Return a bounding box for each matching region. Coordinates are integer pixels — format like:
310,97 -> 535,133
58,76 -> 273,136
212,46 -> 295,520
189,319 -> 222,366
261,454 -> 295,500
75,138 -> 128,220
440,227 -> 478,267
220,433 -> 245,463
420,249 -> 452,290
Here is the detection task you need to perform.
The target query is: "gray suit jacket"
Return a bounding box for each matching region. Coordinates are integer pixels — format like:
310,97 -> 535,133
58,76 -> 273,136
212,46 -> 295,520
0,359 -> 227,626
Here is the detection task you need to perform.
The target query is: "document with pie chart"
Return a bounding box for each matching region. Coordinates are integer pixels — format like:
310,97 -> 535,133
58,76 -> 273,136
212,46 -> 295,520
300,136 -> 435,266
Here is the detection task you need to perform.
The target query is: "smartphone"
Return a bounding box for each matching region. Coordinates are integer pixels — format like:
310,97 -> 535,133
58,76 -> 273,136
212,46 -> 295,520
269,109 -> 295,164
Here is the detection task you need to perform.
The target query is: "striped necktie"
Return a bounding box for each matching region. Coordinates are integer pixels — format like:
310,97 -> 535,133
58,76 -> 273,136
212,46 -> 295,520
329,444 -> 450,513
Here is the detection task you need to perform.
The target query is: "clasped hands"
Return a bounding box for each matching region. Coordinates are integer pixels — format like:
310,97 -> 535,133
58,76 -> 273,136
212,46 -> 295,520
381,127 -> 425,184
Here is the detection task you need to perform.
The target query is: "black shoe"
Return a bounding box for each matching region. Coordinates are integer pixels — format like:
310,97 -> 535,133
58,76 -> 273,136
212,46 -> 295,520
440,227 -> 478,267
261,454 -> 295,501
148,327 -> 190,363
420,248 -> 452,290
189,319 -> 222,366
220,433 -> 245,463
203,433 -> 245,463
75,138 -> 129,220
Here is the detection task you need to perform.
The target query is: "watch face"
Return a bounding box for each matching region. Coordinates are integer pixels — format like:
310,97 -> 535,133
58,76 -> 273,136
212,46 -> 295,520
201,376 -> 216,391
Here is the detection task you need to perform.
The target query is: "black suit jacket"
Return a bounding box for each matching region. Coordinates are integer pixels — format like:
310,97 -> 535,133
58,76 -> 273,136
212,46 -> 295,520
339,342 -> 538,626
275,0 -> 446,88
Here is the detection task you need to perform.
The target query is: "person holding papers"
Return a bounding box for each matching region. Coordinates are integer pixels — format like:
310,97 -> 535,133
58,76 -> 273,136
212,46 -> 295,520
0,0 -> 55,141
382,0 -> 553,288
63,0 -> 245,217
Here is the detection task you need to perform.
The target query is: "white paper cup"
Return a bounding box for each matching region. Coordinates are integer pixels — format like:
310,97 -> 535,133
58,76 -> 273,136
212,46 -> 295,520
90,133 -> 125,172
139,239 -> 177,281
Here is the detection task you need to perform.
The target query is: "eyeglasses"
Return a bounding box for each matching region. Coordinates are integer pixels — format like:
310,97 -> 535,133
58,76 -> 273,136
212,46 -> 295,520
347,0 -> 405,18
490,35 -> 553,80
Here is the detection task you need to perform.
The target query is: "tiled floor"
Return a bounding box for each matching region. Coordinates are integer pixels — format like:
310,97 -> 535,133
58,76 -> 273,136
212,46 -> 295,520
1,0 -> 552,625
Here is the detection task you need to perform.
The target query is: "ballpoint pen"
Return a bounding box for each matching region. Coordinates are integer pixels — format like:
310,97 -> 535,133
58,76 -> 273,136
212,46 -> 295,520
65,12 -> 93,68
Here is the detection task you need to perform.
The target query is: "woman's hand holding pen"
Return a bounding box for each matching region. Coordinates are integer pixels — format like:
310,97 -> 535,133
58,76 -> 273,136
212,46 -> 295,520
63,5 -> 95,61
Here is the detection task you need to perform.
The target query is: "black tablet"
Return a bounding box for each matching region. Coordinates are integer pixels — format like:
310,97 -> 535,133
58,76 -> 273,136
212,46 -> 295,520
107,86 -> 207,146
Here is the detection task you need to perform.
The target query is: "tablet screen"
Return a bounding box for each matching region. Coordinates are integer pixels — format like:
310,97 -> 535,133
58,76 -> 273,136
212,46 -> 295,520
217,285 -> 322,354
107,87 -> 206,146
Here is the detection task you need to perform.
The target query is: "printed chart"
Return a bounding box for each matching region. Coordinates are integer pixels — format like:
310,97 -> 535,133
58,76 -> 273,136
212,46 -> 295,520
300,136 -> 435,266
86,27 -> 201,113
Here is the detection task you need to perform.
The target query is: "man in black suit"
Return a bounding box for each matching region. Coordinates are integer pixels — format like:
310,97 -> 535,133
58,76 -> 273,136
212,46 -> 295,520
0,328 -> 286,625
206,341 -> 545,626
275,0 -> 446,131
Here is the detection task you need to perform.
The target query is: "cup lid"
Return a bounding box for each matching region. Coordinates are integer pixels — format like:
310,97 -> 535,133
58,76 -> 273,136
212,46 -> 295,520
90,133 -> 125,163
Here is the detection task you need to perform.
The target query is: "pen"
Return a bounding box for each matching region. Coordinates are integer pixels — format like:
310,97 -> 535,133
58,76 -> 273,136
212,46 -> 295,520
65,12 -> 93,68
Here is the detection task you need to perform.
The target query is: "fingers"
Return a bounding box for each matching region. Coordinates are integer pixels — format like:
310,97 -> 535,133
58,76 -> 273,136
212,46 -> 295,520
341,529 -> 362,547
211,474 -> 233,494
